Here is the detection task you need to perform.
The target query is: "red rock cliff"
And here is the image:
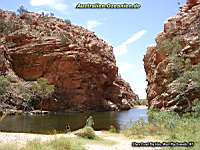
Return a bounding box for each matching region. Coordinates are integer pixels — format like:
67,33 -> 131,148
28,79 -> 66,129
144,0 -> 200,112
0,10 -> 138,111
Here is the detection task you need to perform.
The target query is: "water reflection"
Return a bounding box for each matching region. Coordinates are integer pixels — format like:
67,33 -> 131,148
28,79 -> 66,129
0,108 -> 147,134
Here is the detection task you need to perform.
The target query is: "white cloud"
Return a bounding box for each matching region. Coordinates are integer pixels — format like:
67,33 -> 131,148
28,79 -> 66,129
114,30 -> 147,56
30,0 -> 68,13
122,71 -> 147,99
134,86 -> 147,99
86,20 -> 102,30
116,61 -> 147,99
117,62 -> 135,74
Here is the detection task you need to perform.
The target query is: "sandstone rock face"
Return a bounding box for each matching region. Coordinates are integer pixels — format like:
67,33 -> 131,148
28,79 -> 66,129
0,45 -> 27,111
144,0 -> 200,112
0,10 -> 138,111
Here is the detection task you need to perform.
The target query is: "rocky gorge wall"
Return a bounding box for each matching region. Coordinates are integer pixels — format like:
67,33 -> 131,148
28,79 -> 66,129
144,0 -> 200,112
0,10 -> 139,112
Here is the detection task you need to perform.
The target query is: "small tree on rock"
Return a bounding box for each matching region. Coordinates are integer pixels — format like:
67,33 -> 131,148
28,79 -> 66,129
64,19 -> 71,24
50,12 -> 54,17
17,5 -> 29,15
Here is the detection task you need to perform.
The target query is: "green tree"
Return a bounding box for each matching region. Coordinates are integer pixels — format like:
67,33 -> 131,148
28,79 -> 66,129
16,84 -> 35,110
31,78 -> 55,111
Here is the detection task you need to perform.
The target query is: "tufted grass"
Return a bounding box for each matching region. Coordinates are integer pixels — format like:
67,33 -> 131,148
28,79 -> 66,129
123,104 -> 200,150
0,137 -> 86,150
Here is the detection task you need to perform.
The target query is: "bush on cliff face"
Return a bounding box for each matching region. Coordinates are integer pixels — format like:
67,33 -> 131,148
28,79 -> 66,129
173,64 -> 200,93
169,55 -> 185,78
64,19 -> 71,24
158,37 -> 182,55
0,76 -> 10,97
0,19 -> 17,36
60,33 -> 70,45
158,37 -> 186,79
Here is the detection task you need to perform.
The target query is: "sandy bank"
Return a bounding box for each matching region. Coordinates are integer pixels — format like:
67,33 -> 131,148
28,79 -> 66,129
134,105 -> 148,109
0,131 -> 160,150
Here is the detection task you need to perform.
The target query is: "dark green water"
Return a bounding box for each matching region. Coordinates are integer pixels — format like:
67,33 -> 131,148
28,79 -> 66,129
0,108 -> 147,134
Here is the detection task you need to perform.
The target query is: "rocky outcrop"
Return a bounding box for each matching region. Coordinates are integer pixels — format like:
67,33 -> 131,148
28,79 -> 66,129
0,10 -> 138,112
144,0 -> 200,112
0,45 -> 28,111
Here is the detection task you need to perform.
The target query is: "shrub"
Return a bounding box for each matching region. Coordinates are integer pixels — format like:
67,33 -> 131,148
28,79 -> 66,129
22,138 -> 85,150
0,76 -> 10,97
64,19 -> 71,24
123,109 -> 200,149
75,127 -> 96,139
158,37 -> 182,55
185,58 -> 192,70
16,83 -> 38,110
0,19 -> 8,35
109,125 -> 118,133
158,37 -> 185,80
156,37 -> 186,81
192,100 -> 200,117
123,118 -> 147,137
0,19 -> 17,36
22,89 -> 32,103
17,5 -> 29,14
147,109 -> 179,124
60,33 -> 69,45
50,12 -> 54,17
31,78 -> 55,99
169,55 -> 185,77
172,64 -> 200,93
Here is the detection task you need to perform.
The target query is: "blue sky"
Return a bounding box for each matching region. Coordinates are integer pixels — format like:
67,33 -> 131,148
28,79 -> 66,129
0,0 -> 186,99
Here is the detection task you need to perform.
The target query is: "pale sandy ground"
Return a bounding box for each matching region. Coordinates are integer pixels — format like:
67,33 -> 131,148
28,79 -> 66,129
85,131 -> 161,150
134,105 -> 148,109
0,131 -> 161,150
